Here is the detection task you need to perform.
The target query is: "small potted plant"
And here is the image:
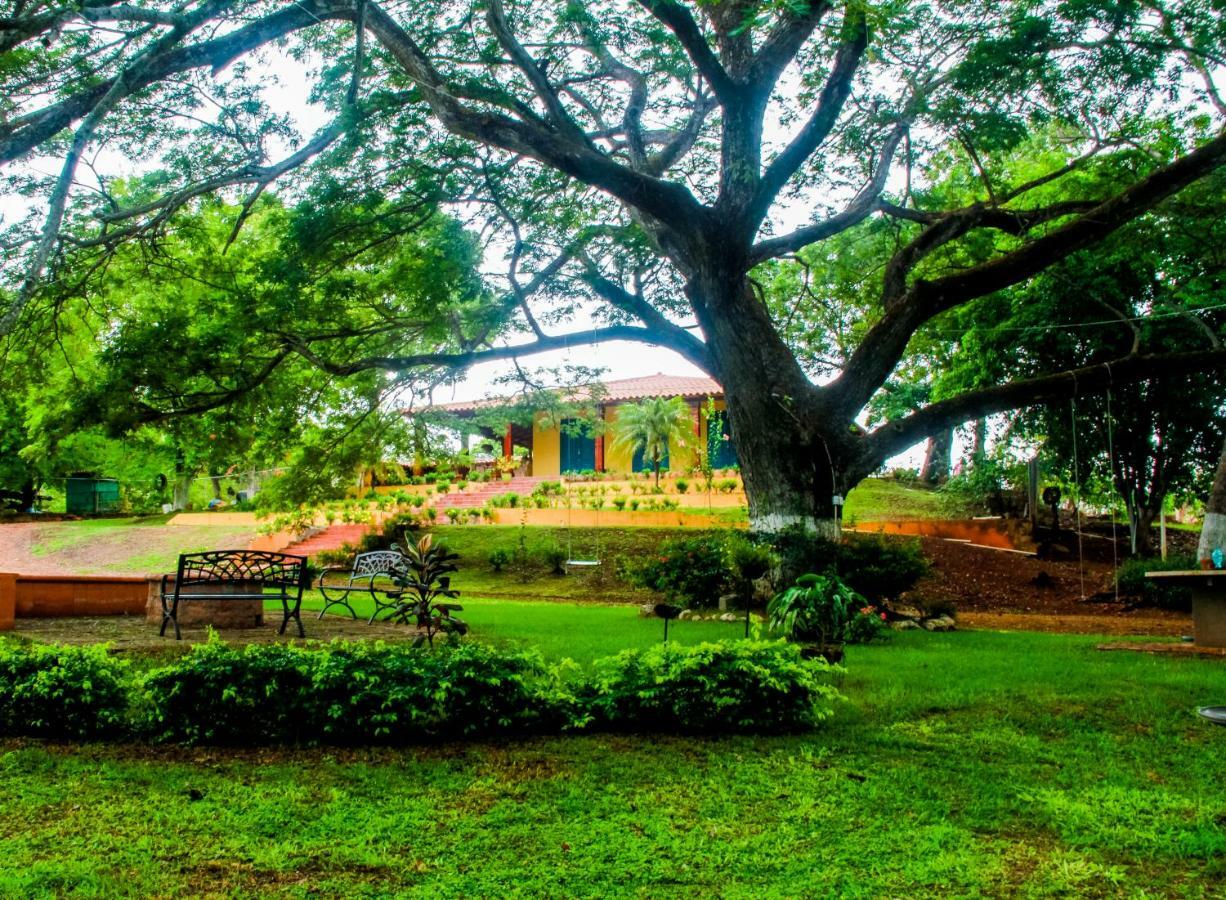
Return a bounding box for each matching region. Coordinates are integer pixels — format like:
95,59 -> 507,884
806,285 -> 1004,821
767,572 -> 863,664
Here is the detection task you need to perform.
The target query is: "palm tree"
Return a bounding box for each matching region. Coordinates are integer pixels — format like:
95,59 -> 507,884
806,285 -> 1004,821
609,396 -> 693,487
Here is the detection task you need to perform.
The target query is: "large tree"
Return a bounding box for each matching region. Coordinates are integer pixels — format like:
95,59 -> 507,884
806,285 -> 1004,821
3,0 -> 1226,533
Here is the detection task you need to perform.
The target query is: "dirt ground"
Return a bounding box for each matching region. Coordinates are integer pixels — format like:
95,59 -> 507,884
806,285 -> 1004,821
11,613 -> 424,652
910,535 -> 1185,615
0,519 -> 255,575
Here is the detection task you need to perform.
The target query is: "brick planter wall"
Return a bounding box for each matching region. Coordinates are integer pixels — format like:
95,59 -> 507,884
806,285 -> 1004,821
144,577 -> 264,628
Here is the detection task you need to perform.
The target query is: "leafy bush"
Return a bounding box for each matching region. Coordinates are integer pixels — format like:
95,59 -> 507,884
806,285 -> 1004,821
625,534 -> 733,607
675,478 -> 689,494
844,606 -> 890,644
760,526 -> 927,600
768,573 -> 862,649
837,534 -> 928,602
488,548 -> 511,572
768,573 -> 889,648
1116,554 -> 1197,611
587,641 -> 842,734
0,642 -> 130,739
760,525 -> 840,585
390,535 -> 467,645
727,534 -> 777,583
540,542 -> 568,575
139,639 -> 566,744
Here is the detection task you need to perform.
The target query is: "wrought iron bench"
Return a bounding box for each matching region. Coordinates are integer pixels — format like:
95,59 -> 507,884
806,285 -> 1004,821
159,550 -> 308,640
317,550 -> 408,623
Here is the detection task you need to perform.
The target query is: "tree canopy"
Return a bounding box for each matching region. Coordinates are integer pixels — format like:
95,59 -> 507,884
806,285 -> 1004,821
3,0 -> 1225,530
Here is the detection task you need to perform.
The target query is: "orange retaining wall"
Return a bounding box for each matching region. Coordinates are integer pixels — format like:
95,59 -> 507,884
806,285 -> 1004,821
0,573 -> 148,621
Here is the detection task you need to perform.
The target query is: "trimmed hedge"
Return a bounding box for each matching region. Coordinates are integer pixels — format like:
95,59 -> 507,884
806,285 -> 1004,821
140,639 -> 567,744
587,641 -> 842,734
0,642 -> 130,739
0,636 -> 843,745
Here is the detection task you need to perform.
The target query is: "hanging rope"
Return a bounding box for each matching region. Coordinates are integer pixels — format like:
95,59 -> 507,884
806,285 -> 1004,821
1105,388 -> 1120,603
1070,397 -> 1087,601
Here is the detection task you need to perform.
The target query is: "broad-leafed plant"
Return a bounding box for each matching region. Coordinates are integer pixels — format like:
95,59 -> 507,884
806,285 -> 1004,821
391,535 -> 468,646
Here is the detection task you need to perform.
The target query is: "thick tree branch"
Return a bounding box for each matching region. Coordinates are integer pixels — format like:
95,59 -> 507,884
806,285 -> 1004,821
831,129 -> 1226,419
362,3 -> 706,235
749,121 -> 907,264
750,10 -> 867,228
0,0 -> 352,166
633,0 -> 737,103
878,200 -> 1098,305
582,270 -> 713,371
286,324 -> 693,376
484,0 -> 586,141
750,1 -> 832,89
856,349 -> 1226,477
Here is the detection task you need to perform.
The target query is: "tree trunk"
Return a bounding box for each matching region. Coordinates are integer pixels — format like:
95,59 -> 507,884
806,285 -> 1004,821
18,477 -> 37,511
1199,438 -> 1226,567
690,269 -> 844,537
971,419 -> 988,462
919,428 -> 953,485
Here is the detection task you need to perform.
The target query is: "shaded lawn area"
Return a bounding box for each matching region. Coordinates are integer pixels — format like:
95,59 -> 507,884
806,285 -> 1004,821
2,624 -> 1225,896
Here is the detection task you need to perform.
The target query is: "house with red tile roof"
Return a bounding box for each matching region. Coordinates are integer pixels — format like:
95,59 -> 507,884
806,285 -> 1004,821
422,373 -> 737,477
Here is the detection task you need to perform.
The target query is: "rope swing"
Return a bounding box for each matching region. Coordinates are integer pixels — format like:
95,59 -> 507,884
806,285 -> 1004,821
563,472 -> 602,569
1069,397 -> 1087,602
1105,387 -> 1121,603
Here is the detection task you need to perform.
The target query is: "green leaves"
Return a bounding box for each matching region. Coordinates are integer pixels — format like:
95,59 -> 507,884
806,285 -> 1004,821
588,639 -> 843,733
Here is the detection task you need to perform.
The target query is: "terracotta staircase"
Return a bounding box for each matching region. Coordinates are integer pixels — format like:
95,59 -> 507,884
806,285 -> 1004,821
284,523 -> 371,558
431,476 -> 547,510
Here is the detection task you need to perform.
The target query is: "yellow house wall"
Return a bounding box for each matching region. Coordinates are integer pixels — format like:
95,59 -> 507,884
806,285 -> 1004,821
531,397 -> 726,476
602,398 -> 725,475
531,412 -> 561,477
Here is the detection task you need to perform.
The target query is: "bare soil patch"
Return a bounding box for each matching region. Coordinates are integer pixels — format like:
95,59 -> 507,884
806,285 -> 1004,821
11,612 -> 423,652
0,519 -> 254,576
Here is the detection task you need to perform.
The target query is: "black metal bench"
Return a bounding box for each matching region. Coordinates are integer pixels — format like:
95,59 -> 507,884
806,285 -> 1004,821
317,550 -> 408,623
159,550 -> 308,640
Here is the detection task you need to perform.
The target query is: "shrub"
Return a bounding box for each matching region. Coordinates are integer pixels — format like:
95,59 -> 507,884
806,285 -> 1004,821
587,641 -> 842,734
717,478 -> 739,493
612,496 -> 627,511
625,534 -> 732,608
675,478 -> 689,494
540,542 -> 568,575
844,606 -> 890,644
488,548 -> 511,572
837,534 -> 928,602
444,507 -> 460,524
1116,554 -> 1197,611
759,526 -> 928,599
140,639 -> 566,745
760,525 -> 839,585
0,642 -> 130,739
727,534 -> 777,584
315,547 -> 354,569
768,572 -> 862,649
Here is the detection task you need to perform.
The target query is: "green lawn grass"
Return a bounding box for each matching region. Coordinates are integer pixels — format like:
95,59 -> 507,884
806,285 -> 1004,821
2,615 -> 1224,896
